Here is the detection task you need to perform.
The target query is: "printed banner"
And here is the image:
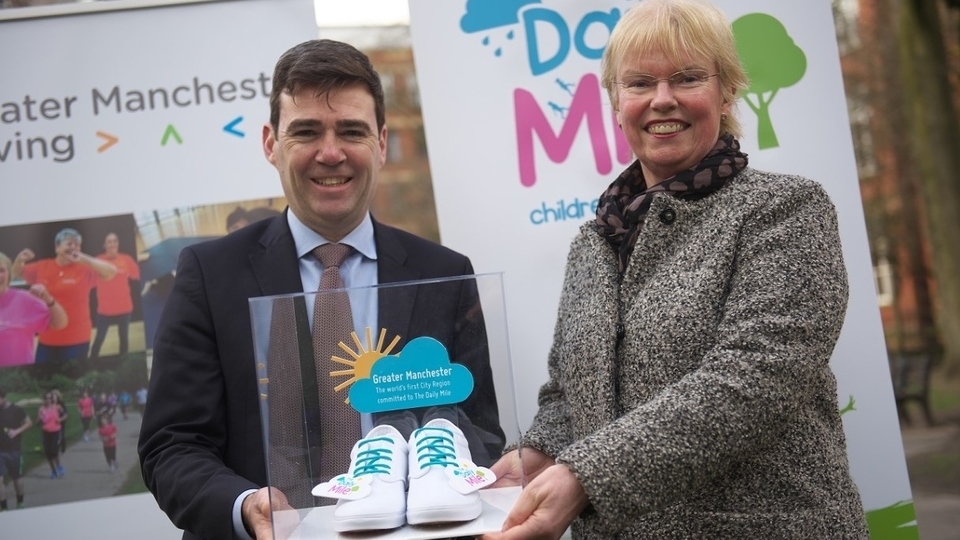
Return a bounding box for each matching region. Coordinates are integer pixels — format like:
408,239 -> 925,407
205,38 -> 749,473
0,1 -> 316,538
409,0 -> 915,537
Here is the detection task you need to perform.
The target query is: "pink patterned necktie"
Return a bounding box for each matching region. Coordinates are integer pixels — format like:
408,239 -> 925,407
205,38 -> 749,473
312,243 -> 361,481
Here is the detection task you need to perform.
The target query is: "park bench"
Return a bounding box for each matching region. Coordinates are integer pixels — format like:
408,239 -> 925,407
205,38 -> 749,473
889,351 -> 936,426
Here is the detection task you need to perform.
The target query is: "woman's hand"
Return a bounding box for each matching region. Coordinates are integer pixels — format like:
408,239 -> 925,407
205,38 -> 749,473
11,248 -> 34,279
490,446 -> 556,489
15,248 -> 35,265
28,284 -> 54,304
483,463 -> 589,540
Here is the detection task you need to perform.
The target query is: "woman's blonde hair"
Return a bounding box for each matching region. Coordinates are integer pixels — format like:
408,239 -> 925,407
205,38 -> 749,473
601,0 -> 749,138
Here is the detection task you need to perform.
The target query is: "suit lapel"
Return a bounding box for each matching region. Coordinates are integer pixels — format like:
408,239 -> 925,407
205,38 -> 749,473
374,220 -> 419,342
249,213 -> 304,298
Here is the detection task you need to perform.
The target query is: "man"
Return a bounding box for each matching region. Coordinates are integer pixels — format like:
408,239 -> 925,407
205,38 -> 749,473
134,386 -> 147,416
226,206 -> 283,233
138,39 -> 504,540
0,387 -> 32,511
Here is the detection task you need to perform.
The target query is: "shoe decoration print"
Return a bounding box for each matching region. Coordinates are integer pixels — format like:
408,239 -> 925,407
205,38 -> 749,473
329,328 -> 477,414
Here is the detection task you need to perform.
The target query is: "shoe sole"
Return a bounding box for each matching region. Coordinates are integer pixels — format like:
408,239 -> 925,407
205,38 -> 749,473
406,501 -> 482,526
332,511 -> 406,532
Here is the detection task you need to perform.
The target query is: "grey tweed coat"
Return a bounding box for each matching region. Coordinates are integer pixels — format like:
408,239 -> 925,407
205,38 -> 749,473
522,167 -> 869,539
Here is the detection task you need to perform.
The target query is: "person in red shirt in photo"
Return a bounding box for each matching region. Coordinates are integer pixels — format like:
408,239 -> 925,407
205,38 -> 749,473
90,232 -> 141,360
12,228 -> 116,363
98,413 -> 118,473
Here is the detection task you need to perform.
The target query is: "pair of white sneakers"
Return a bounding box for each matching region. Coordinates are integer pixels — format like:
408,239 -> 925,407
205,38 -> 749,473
312,418 -> 491,532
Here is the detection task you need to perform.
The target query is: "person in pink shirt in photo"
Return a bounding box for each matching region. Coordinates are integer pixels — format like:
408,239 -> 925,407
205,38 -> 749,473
0,251 -> 68,367
90,232 -> 141,360
78,390 -> 95,442
36,392 -> 66,479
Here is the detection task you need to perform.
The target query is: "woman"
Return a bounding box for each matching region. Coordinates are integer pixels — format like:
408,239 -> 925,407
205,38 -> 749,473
78,389 -> 95,441
13,228 -> 116,364
51,388 -> 69,455
487,1 -> 868,538
0,251 -> 68,367
90,232 -> 141,360
37,392 -> 66,478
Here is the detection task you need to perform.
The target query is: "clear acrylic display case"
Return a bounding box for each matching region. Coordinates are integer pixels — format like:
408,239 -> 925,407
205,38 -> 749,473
249,273 -> 522,539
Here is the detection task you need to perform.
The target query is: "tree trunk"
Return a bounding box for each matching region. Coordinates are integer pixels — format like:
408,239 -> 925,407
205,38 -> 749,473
900,0 -> 960,374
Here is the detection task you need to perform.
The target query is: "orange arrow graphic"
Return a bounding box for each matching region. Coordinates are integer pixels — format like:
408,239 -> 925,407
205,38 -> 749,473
96,131 -> 119,153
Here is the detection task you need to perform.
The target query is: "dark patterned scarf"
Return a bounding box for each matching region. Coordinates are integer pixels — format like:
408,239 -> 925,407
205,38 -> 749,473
595,133 -> 748,274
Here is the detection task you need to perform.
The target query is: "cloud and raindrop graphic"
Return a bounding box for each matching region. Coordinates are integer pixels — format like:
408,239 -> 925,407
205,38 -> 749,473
460,0 -> 542,57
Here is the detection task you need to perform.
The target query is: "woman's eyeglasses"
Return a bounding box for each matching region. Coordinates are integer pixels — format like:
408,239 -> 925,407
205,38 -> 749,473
618,69 -> 718,96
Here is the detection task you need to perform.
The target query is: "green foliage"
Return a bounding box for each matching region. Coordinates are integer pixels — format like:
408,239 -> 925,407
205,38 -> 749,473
116,352 -> 149,391
865,500 -> 920,539
75,370 -> 118,395
47,373 -> 78,396
0,367 -> 41,395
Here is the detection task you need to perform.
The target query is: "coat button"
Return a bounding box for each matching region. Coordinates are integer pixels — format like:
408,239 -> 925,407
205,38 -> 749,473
659,208 -> 676,224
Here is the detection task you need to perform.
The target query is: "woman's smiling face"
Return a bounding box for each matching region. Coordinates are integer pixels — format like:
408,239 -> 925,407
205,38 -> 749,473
615,48 -> 730,187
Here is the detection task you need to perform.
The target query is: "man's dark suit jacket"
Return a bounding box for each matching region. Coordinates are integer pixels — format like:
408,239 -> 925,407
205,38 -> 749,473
138,214 -> 504,540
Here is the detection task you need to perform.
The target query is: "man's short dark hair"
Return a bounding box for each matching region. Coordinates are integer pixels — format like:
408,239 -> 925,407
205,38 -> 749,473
225,207 -> 249,231
269,39 -> 386,136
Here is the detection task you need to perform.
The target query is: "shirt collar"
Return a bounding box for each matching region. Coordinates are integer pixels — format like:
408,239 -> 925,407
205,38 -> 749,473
286,210 -> 377,262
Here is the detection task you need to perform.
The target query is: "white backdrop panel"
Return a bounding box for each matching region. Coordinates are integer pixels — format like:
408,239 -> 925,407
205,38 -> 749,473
409,0 -> 911,517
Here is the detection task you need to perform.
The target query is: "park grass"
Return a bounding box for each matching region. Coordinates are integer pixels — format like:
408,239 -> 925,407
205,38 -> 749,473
116,457 -> 149,496
929,370 -> 960,414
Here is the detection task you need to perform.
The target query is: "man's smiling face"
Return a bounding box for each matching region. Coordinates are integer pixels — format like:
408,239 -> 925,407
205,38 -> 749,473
263,84 -> 387,241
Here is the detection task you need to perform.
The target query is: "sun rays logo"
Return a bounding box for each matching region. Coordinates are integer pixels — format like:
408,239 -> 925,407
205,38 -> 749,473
329,327 -> 402,404
327,328 -> 476,414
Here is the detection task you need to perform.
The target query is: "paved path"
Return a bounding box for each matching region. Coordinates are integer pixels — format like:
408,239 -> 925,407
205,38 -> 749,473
901,421 -> 960,540
22,412 -> 143,508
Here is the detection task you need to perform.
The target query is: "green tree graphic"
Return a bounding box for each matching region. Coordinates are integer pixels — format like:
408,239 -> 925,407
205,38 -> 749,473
732,13 -> 807,149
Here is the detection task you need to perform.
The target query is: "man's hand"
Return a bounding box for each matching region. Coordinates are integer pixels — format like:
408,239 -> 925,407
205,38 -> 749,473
490,447 -> 556,489
241,487 -> 298,539
483,464 -> 588,540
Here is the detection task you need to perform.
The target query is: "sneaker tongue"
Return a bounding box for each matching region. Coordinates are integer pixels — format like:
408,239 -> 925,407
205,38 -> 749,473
423,418 -> 458,431
365,424 -> 402,440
